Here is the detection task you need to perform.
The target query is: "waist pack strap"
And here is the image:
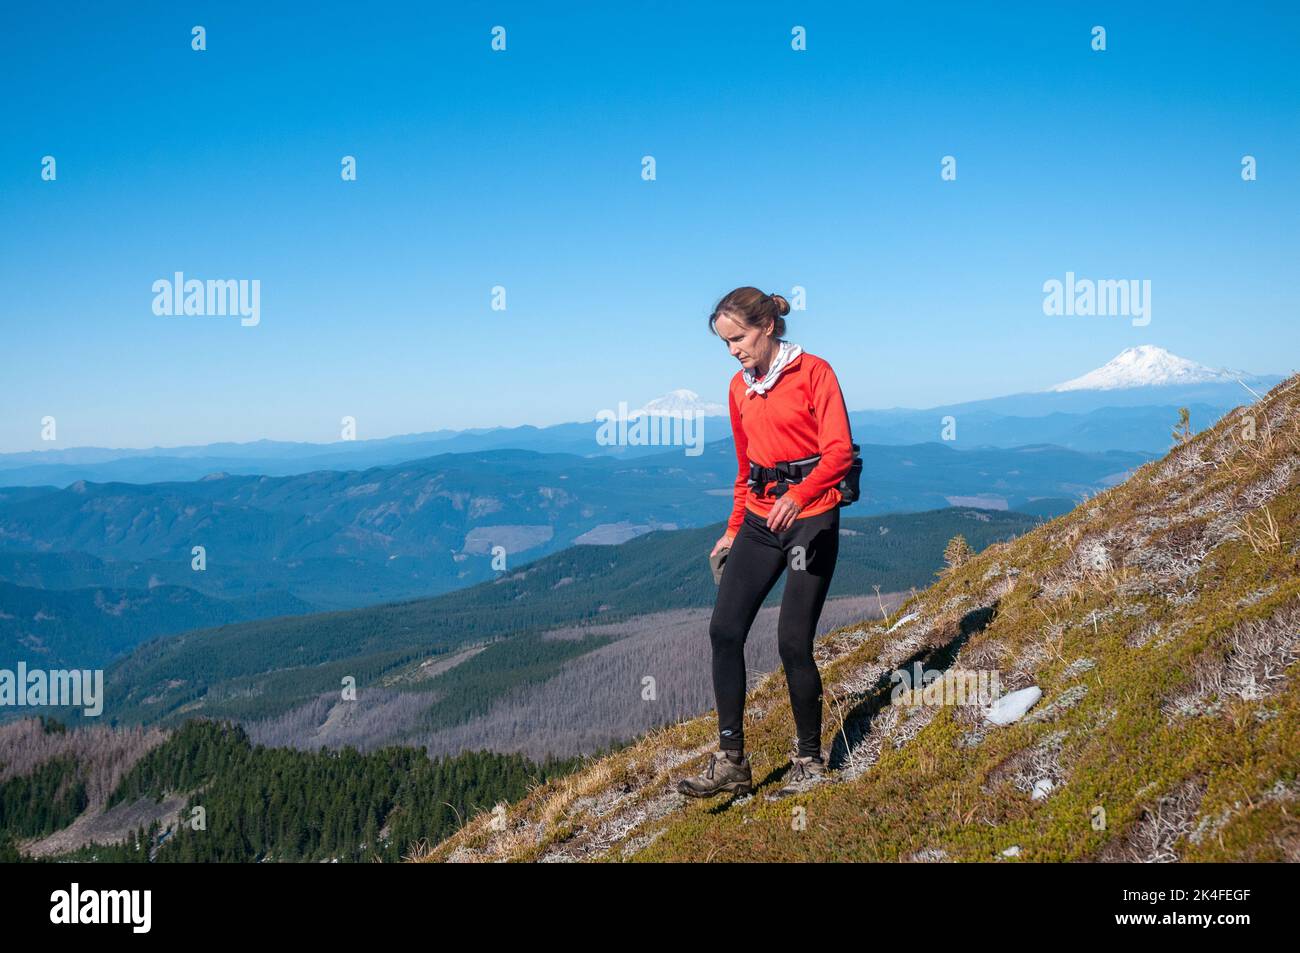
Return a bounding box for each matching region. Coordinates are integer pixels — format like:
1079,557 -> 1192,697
748,443 -> 863,505
748,454 -> 821,492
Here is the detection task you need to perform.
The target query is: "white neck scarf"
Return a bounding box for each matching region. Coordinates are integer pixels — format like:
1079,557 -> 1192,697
742,340 -> 802,395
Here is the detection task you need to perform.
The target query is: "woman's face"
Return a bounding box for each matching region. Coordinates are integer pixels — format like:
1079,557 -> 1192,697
714,312 -> 774,371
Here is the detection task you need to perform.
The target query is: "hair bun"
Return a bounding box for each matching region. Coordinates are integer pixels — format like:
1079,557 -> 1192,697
769,293 -> 790,317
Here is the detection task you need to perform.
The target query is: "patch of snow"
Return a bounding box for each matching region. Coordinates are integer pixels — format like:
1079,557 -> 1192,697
887,611 -> 920,634
984,686 -> 1042,725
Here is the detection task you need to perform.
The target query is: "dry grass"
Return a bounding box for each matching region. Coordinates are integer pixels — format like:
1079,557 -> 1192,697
1237,506 -> 1282,555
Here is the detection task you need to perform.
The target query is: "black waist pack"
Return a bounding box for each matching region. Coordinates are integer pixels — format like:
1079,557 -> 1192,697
747,442 -> 862,508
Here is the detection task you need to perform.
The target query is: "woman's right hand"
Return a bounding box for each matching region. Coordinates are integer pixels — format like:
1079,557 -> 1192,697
711,532 -> 735,558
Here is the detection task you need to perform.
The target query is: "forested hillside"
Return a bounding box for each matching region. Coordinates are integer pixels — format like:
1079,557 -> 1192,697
15,507 -> 1040,736
2,718 -> 590,862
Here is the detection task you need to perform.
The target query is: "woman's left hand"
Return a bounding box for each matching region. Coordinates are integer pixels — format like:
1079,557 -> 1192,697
766,495 -> 802,533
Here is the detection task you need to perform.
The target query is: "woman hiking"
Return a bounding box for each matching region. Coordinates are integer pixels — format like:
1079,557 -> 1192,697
678,287 -> 856,800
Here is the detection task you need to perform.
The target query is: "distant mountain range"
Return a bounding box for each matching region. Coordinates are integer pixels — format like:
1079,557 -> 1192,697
0,347 -> 1281,488
0,346 -> 1274,682
0,439 -> 1137,615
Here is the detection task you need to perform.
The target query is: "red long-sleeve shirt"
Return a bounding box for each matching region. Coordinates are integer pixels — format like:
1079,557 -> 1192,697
726,350 -> 855,535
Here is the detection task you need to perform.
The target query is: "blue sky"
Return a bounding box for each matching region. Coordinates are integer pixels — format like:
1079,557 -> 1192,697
1,1 -> 1297,452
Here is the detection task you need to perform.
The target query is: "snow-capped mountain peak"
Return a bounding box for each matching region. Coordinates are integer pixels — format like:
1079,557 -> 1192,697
1049,346 -> 1248,392
628,389 -> 726,418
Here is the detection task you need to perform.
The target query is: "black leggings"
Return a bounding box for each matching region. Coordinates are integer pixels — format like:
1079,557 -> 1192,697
709,504 -> 840,758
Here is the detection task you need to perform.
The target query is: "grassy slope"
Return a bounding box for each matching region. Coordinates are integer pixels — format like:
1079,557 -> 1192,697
418,376 -> 1300,863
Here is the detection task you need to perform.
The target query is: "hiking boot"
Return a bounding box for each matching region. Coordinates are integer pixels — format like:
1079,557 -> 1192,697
768,752 -> 829,799
677,749 -> 752,798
